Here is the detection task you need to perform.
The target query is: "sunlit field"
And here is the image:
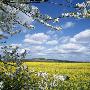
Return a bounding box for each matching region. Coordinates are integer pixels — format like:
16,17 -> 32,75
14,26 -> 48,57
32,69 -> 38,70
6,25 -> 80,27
0,61 -> 90,90
25,62 -> 90,90
25,62 -> 90,81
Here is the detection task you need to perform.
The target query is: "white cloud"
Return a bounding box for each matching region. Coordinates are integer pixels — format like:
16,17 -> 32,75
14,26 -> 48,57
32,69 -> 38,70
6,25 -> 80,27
35,53 -> 47,56
30,46 -> 45,52
46,40 -> 58,45
42,29 -> 90,56
11,43 -> 22,48
16,11 -> 34,25
61,43 -> 81,50
53,29 -> 90,55
62,22 -> 74,29
19,49 -> 26,54
24,33 -> 49,44
70,29 -> 90,44
22,29 -> 90,61
59,36 -> 70,44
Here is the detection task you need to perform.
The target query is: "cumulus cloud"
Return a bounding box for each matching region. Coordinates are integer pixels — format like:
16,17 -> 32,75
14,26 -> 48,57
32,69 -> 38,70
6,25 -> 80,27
50,30 -> 89,54
47,29 -> 90,56
46,40 -> 58,45
18,49 -> 26,54
22,29 -> 90,61
16,11 -> 34,25
62,22 -> 74,29
70,29 -> 90,44
59,36 -> 70,44
11,43 -> 22,48
24,33 -> 49,44
61,43 -> 81,50
30,46 -> 46,53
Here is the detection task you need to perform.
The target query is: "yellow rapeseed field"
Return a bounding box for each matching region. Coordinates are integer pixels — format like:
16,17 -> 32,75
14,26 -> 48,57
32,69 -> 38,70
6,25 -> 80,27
0,62 -> 90,90
25,62 -> 90,82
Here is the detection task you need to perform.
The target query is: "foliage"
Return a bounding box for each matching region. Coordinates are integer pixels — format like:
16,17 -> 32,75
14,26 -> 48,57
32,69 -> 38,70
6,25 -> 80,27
0,46 -> 29,89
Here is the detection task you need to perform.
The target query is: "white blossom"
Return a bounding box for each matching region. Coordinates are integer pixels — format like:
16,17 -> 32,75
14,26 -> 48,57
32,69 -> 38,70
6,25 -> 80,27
37,72 -> 48,78
53,74 -> 69,81
86,1 -> 90,6
76,2 -> 86,9
62,13 -> 65,17
45,15 -> 52,20
54,26 -> 62,30
50,79 -> 58,87
0,81 -> 3,89
23,65 -> 28,70
26,24 -> 35,29
53,18 -> 59,23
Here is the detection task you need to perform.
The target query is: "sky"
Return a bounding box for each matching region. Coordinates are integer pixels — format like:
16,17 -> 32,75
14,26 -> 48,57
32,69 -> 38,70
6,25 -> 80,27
1,0 -> 90,62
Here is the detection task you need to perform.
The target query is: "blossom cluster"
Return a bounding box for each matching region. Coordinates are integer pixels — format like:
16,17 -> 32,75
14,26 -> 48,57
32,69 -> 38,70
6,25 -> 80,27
62,12 -> 82,18
61,1 -> 90,19
76,2 -> 86,9
0,81 -> 3,89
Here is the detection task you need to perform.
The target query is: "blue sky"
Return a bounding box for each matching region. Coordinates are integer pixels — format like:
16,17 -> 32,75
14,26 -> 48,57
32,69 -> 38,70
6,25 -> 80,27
1,0 -> 90,61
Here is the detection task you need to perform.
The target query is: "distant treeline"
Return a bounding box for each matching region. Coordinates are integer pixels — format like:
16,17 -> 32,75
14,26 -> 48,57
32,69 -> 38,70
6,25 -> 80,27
22,58 -> 89,63
0,58 -> 89,63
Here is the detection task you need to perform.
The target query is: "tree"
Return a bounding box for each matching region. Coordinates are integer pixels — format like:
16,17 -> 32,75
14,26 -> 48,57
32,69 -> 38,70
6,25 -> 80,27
0,0 -> 90,39
0,0 -> 63,40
